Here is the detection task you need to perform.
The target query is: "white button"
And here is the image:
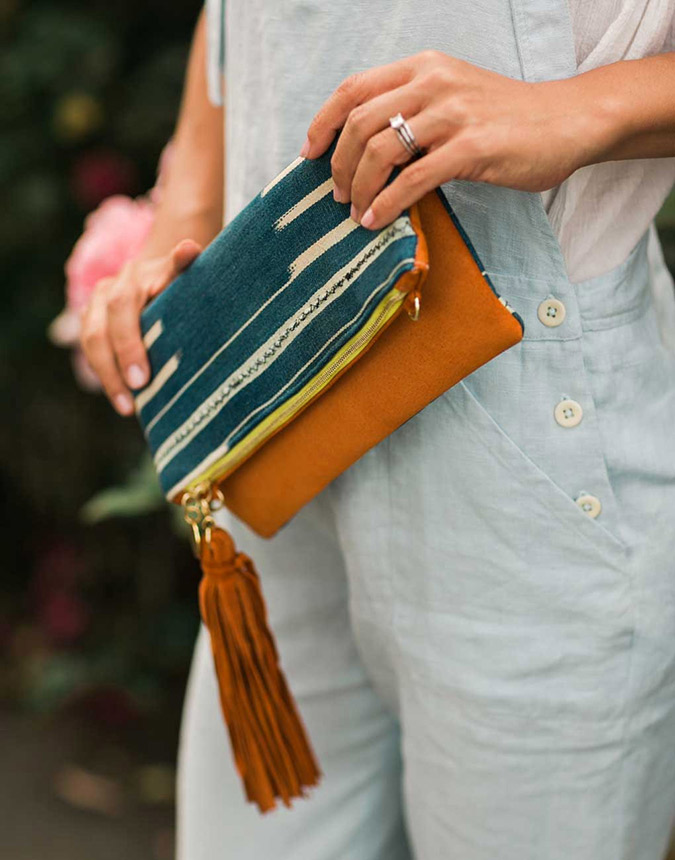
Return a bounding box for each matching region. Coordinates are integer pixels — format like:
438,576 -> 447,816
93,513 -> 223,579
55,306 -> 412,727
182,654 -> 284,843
537,298 -> 566,327
575,493 -> 602,519
554,398 -> 583,428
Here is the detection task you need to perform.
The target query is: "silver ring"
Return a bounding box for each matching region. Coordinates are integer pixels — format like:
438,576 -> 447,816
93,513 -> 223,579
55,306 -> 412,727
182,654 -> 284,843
388,112 -> 425,158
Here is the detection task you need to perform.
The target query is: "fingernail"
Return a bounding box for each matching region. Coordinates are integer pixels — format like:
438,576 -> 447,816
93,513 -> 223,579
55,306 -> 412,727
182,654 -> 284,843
114,393 -> 134,415
300,138 -> 310,157
350,203 -> 359,222
361,207 -> 375,229
333,187 -> 346,203
126,363 -> 148,388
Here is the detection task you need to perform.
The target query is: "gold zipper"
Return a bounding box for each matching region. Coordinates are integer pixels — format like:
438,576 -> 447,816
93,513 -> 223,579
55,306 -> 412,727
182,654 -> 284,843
180,481 -> 225,556
192,283 -> 417,491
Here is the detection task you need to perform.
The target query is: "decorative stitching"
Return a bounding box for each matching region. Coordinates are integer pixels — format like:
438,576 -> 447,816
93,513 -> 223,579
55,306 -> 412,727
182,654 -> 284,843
156,220 -> 411,464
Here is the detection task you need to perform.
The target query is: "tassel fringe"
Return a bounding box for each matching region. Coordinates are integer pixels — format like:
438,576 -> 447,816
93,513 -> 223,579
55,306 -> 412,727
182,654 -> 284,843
198,525 -> 321,813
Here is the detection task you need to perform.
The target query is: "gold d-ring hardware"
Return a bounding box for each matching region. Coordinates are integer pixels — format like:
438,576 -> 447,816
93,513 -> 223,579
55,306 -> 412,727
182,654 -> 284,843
407,294 -> 421,321
180,482 -> 225,557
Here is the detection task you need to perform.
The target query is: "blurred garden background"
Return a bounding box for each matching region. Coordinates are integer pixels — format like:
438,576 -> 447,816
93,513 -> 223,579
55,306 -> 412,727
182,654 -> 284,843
1,0 -> 202,857
1,1 -> 675,858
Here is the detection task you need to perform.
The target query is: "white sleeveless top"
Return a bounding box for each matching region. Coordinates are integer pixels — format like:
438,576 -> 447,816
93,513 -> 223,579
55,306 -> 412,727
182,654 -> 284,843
205,0 -> 675,283
541,0 -> 675,281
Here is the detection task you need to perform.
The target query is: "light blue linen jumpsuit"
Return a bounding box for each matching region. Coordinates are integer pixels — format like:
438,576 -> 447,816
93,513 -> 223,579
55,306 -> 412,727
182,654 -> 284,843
178,2 -> 675,858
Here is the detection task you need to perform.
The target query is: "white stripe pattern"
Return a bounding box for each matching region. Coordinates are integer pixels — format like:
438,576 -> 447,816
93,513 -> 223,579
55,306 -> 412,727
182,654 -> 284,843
154,218 -> 414,473
134,352 -> 181,413
144,216 -> 357,431
165,256 -> 414,499
288,216 -> 359,281
273,178 -> 335,231
260,156 -> 305,197
142,319 -> 163,349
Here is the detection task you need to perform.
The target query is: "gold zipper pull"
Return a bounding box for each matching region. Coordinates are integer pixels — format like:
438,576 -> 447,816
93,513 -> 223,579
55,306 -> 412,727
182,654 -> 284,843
181,489 -> 204,557
181,482 -> 225,557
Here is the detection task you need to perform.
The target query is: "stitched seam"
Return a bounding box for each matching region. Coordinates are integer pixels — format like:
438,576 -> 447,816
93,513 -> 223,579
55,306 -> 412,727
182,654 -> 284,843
580,298 -> 651,333
455,381 -> 631,568
387,433 -> 403,721
609,588 -> 640,859
153,223 -> 413,467
508,0 -> 532,82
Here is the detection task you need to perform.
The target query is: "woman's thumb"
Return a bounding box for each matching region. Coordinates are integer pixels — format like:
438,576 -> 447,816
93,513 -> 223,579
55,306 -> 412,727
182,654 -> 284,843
145,239 -> 203,300
170,238 -> 203,273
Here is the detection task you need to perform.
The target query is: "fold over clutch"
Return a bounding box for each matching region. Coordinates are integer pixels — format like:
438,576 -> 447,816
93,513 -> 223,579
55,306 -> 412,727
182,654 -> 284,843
133,139 -> 524,813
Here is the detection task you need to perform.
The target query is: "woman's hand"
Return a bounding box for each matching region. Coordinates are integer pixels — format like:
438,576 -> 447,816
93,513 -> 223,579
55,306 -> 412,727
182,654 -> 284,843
79,8 -> 225,417
301,50 -> 611,230
80,238 -> 202,416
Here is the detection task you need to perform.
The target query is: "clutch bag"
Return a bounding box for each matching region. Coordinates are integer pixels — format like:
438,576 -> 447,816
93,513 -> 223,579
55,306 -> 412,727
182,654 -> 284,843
133,138 -> 524,812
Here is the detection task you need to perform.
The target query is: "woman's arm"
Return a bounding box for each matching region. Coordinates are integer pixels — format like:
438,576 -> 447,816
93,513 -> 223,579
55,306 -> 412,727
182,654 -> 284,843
80,8 -> 224,415
301,50 -> 675,231
138,9 -> 225,259
574,53 -> 675,163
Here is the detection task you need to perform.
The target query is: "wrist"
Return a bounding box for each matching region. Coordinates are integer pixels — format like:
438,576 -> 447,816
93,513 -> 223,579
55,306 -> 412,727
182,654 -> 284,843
563,61 -> 651,168
137,203 -> 223,262
555,70 -> 627,171
140,126 -> 225,259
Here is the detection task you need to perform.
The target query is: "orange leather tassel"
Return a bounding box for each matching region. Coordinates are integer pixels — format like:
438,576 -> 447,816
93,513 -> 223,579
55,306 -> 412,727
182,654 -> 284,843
198,524 -> 321,813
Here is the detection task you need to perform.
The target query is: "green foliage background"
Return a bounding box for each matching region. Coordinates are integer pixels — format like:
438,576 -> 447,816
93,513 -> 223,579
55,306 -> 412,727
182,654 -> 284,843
0,0 -> 202,761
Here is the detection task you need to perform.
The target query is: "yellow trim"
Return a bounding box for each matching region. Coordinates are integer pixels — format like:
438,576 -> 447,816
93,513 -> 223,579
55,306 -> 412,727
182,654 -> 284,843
188,285 -> 407,491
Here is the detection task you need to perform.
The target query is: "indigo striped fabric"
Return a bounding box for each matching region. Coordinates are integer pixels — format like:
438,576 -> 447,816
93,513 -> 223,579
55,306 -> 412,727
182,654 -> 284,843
133,139 -> 422,500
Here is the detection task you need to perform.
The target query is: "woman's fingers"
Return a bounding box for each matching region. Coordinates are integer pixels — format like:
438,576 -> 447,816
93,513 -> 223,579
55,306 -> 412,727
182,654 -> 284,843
330,83 -> 424,202
106,262 -> 150,390
172,237 -> 202,266
360,142 -> 460,230
108,239 -> 202,392
82,238 -> 202,416
155,238 -> 202,297
303,58 -> 414,158
80,279 -> 135,415
305,50 -> 587,209
349,112 -> 439,222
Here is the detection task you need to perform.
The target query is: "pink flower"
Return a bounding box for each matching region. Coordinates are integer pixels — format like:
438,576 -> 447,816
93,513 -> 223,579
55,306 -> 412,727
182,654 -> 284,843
65,194 -> 155,313
49,141 -> 175,392
48,194 -> 154,389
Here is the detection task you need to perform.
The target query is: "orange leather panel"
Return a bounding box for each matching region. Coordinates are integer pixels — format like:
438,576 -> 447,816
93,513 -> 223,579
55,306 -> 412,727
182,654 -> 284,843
212,189 -> 523,537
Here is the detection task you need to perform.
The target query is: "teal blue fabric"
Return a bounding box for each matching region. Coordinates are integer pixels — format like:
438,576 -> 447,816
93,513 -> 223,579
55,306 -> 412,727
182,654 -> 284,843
180,2 -> 675,859
134,135 -> 520,499
134,138 -> 424,497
